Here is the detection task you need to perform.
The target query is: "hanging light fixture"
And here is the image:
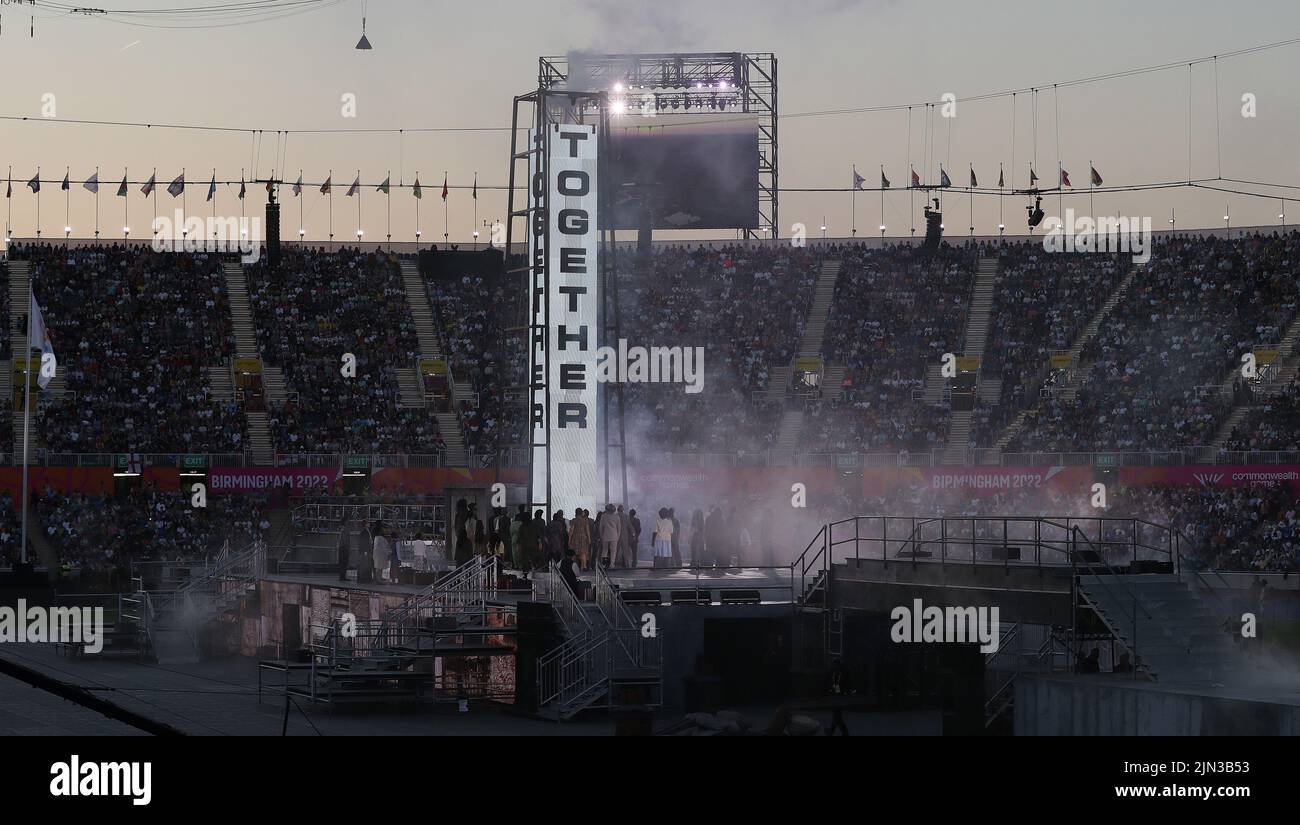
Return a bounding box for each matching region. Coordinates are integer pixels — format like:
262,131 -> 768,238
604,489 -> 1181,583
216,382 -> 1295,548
355,0 -> 372,49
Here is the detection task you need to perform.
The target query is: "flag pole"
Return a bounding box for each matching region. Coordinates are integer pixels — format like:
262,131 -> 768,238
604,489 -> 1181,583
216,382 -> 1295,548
386,169 -> 392,243
1089,159 -> 1095,220
35,166 -> 41,239
879,166 -> 885,238
181,167 -> 187,246
415,171 -> 420,242
152,167 -> 157,237
94,165 -> 100,239
443,171 -> 449,245
328,169 -> 334,252
7,165 -> 13,242
851,165 -> 857,238
124,167 -> 129,240
19,278 -> 33,566
64,165 -> 69,240
298,170 -> 303,244
969,164 -> 974,237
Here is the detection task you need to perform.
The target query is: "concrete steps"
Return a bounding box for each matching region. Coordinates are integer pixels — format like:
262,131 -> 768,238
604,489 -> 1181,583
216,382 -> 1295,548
207,365 -> 234,402
246,410 -> 274,466
434,411 -> 468,465
262,365 -> 287,406
221,263 -> 260,359
397,366 -> 425,408
941,410 -> 972,464
775,409 -> 805,451
799,260 -> 842,358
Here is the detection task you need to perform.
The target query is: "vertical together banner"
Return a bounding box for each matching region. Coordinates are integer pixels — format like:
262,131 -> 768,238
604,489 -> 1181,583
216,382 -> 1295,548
529,123 -> 601,517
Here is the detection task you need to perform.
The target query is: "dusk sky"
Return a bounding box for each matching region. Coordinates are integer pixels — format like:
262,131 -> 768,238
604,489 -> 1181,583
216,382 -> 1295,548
2,0 -> 1299,243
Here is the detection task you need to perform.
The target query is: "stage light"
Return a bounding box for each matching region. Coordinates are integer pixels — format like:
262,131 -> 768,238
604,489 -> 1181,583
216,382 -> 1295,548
357,229 -> 364,237
718,81 -> 728,89
124,226 -> 131,234
879,224 -> 886,231
998,223 -> 1006,230
612,82 -> 624,93
299,228 -> 305,236
241,228 -> 248,235
611,100 -> 626,115
473,230 -> 480,239
64,226 -> 71,234
355,13 -> 372,49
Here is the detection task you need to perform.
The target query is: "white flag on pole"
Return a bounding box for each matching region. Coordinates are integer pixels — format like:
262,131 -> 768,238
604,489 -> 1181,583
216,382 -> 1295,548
29,294 -> 55,390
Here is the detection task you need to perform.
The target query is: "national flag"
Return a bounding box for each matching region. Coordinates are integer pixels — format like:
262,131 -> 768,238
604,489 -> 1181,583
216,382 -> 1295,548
29,294 -> 56,390
140,173 -> 156,197
939,168 -> 952,188
238,179 -> 246,200
998,166 -> 1004,188
472,174 -> 478,200
413,177 -> 422,200
377,175 -> 390,194
910,168 -> 920,188
5,179 -> 10,199
1060,168 -> 1072,188
207,174 -> 217,202
83,172 -> 99,194
27,173 -> 40,194
1090,166 -> 1103,187
881,170 -> 891,189
441,174 -> 448,201
167,173 -> 185,198
969,168 -> 978,188
1029,167 -> 1039,187
320,176 -> 332,195
852,169 -> 866,191
116,175 -> 128,197
292,175 -> 303,196
346,175 -> 360,197
61,172 -> 69,191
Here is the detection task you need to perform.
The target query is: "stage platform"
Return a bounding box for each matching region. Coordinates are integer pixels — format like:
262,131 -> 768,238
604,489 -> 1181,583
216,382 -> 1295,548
601,566 -> 797,605
1015,672 -> 1300,735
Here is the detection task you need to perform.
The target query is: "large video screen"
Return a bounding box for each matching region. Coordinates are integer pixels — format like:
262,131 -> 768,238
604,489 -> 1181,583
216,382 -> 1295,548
605,115 -> 760,231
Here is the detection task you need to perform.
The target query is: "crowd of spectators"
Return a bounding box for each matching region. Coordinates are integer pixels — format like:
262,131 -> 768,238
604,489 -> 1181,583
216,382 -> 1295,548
425,270 -> 524,453
970,247 -> 1127,445
249,247 -> 443,454
616,244 -> 819,450
1008,234 -> 1300,453
35,487 -> 268,569
19,244 -> 244,453
809,242 -> 976,452
1223,375 -> 1300,452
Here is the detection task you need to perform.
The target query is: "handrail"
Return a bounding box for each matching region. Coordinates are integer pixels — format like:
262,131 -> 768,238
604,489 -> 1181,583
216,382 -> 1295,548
540,561 -> 591,639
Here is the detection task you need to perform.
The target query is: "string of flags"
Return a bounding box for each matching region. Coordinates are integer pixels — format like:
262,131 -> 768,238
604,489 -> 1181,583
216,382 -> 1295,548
4,171 -> 478,199
853,164 -> 1106,191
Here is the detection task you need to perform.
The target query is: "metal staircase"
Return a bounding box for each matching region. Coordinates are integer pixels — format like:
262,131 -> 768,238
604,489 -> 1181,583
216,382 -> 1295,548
1071,529 -> 1244,684
535,563 -> 662,720
137,540 -> 266,663
287,555 -> 514,705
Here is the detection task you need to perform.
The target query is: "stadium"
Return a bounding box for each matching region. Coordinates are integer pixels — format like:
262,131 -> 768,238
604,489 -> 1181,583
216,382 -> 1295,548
1,1 -> 1299,770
